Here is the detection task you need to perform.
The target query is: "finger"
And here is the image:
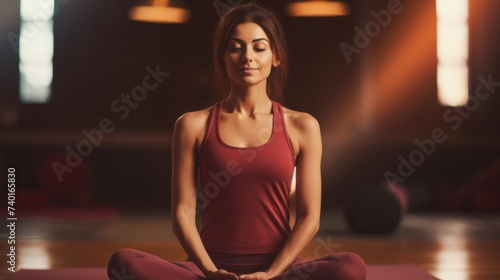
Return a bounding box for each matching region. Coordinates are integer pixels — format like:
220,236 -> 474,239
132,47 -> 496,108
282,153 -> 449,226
224,271 -> 238,280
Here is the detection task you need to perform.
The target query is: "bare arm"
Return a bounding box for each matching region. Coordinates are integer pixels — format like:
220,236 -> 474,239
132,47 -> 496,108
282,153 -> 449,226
171,112 -> 238,280
240,114 -> 323,280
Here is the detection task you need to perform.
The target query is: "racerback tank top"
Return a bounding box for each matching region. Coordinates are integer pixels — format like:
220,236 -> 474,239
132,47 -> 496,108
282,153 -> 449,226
198,101 -> 295,255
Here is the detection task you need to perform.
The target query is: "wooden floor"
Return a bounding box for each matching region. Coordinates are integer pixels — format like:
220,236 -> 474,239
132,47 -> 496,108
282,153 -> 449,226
1,211 -> 499,280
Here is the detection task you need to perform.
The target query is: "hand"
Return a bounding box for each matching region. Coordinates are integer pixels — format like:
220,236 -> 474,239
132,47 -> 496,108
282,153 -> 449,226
205,269 -> 239,280
239,272 -> 271,280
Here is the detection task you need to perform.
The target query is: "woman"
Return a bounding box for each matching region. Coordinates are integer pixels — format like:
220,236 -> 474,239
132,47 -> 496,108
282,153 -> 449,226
108,3 -> 366,280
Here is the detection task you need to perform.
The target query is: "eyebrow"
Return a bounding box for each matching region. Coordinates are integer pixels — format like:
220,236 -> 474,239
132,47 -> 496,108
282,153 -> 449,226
228,38 -> 270,44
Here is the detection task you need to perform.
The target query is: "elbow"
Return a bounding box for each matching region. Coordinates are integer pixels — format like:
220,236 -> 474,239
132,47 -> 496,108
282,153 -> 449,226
171,209 -> 183,239
296,212 -> 320,236
307,213 -> 320,236
171,206 -> 196,239
172,220 -> 181,238
171,217 -> 181,240
304,217 -> 320,239
312,219 -> 320,236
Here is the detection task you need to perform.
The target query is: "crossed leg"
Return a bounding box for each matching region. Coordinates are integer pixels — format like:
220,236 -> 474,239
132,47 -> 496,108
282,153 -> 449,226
108,249 -> 366,280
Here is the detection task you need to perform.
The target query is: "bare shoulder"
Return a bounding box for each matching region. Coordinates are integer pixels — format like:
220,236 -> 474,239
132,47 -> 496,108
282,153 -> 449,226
281,106 -> 321,133
175,106 -> 212,127
174,106 -> 214,142
281,105 -> 321,155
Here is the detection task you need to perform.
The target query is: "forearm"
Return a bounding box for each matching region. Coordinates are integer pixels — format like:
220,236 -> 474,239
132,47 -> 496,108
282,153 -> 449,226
172,208 -> 217,275
265,213 -> 320,278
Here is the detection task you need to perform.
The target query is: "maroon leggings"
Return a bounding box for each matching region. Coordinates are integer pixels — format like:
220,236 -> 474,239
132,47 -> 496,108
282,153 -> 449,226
107,248 -> 366,280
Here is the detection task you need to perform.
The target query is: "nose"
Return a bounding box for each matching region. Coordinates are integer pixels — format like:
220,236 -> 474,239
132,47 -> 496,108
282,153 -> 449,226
242,49 -> 253,62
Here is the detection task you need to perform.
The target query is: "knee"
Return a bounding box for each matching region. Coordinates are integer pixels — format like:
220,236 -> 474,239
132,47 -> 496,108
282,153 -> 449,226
330,252 -> 367,280
107,248 -> 140,276
109,248 -> 137,265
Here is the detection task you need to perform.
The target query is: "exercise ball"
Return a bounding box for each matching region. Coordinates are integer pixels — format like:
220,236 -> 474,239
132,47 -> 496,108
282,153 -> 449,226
344,182 -> 408,234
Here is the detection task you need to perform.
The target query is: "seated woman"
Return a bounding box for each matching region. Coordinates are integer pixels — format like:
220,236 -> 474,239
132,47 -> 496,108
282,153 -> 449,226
108,2 -> 367,280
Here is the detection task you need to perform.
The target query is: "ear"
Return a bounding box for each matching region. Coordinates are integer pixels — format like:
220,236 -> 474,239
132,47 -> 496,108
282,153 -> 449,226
273,56 -> 281,67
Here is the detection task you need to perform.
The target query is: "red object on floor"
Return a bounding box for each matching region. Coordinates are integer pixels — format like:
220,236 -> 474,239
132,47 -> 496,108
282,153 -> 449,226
5,265 -> 439,280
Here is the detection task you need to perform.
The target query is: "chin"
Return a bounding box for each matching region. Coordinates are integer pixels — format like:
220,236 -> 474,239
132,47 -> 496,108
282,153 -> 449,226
236,76 -> 267,85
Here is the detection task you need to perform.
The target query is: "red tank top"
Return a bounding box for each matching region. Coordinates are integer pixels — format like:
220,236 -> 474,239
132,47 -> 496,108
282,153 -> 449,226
198,101 -> 295,255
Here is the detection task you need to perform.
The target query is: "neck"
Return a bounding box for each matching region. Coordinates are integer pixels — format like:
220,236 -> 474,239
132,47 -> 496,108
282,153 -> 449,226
224,83 -> 272,116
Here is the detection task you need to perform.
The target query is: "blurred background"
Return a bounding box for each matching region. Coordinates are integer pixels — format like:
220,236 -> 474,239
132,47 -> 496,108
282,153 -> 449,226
1,0 -> 499,217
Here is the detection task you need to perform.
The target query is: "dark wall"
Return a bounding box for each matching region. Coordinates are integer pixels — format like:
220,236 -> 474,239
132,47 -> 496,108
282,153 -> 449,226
1,0 -> 499,213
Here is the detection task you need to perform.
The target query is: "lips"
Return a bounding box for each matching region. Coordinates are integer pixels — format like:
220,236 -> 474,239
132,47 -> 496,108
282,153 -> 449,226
238,67 -> 259,71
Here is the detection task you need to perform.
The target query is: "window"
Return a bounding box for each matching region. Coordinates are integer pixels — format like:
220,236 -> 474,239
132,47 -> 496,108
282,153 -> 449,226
19,0 -> 54,103
436,0 -> 469,106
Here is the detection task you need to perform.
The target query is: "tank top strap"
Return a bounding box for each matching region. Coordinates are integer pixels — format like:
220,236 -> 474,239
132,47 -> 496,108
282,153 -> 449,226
271,101 -> 280,133
215,101 -> 223,141
272,101 -> 295,165
199,102 -> 221,150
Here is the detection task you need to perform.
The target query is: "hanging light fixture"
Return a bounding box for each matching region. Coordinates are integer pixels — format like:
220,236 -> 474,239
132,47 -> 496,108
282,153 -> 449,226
285,0 -> 350,17
128,0 -> 190,24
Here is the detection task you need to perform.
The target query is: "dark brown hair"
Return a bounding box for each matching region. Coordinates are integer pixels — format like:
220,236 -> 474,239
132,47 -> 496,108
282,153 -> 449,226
213,2 -> 288,102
